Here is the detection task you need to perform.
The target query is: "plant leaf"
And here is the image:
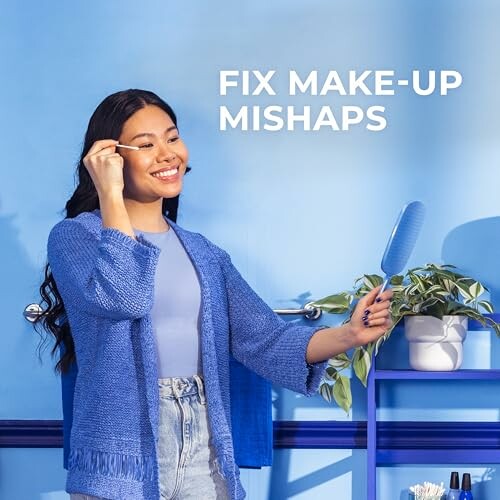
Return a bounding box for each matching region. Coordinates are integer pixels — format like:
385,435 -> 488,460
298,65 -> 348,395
324,366 -> 337,381
469,281 -> 485,299
450,306 -> 484,321
312,293 -> 353,314
374,336 -> 386,356
390,275 -> 404,286
408,271 -> 428,292
328,353 -> 351,370
423,285 -> 446,296
441,278 -> 455,293
332,375 -> 352,413
319,382 -> 333,403
455,281 -> 473,300
363,274 -> 383,290
478,300 -> 494,314
352,347 -> 371,387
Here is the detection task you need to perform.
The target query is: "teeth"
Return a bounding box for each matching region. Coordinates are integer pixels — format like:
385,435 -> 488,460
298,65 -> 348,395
152,168 -> 178,178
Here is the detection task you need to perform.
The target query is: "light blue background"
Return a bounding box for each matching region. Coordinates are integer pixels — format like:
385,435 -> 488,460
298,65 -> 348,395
1,1 -> 499,498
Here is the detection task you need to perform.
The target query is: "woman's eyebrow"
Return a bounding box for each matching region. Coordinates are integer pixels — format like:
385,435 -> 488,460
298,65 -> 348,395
129,126 -> 177,142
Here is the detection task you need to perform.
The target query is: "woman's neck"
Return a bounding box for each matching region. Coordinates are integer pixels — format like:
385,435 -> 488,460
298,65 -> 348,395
123,197 -> 169,232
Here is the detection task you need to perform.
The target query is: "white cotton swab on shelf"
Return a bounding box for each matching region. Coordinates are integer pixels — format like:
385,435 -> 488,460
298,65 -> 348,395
409,481 -> 445,498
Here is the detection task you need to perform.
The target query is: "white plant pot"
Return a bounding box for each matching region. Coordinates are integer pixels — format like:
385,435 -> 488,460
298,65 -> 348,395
404,315 -> 468,371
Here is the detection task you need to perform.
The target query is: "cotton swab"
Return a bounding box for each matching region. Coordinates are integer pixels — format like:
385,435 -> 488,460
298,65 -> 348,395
409,481 -> 445,498
116,144 -> 140,150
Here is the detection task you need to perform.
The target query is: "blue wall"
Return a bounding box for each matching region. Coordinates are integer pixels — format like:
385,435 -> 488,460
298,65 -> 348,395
1,1 -> 499,498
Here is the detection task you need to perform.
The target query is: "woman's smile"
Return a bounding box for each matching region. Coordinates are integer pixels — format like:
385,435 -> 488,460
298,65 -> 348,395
150,166 -> 180,183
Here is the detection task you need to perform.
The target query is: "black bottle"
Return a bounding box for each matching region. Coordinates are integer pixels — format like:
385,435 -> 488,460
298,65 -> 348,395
459,472 -> 473,500
447,471 -> 460,500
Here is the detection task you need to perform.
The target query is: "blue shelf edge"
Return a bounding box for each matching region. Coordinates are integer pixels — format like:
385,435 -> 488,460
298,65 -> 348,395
4,420 -> 499,455
375,369 -> 500,380
377,449 -> 500,464
272,421 -> 500,453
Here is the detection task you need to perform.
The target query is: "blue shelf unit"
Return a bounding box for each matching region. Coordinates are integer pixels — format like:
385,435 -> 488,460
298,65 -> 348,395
366,316 -> 500,500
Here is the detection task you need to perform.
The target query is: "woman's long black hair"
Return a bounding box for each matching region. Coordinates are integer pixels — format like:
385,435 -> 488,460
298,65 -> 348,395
33,89 -> 190,374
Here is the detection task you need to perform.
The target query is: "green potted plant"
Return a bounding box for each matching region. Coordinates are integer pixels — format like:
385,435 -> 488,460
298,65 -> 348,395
311,263 -> 500,412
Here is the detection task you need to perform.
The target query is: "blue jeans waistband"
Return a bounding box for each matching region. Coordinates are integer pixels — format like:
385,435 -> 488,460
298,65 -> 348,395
158,375 -> 206,404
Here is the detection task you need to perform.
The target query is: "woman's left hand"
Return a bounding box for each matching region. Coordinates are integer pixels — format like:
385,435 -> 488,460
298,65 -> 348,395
347,285 -> 393,348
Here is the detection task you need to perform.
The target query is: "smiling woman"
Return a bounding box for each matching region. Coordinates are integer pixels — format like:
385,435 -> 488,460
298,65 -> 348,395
33,89 -> 392,500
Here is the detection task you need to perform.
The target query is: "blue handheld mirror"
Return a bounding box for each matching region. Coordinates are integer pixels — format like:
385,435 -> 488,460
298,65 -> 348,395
379,201 -> 426,294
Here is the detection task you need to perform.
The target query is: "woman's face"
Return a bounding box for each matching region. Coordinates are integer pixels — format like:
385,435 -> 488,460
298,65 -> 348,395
118,104 -> 189,202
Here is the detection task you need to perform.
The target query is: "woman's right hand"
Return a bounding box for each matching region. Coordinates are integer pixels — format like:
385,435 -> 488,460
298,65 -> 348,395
83,140 -> 124,197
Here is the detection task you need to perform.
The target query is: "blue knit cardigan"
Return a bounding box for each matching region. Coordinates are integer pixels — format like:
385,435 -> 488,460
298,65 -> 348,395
47,209 -> 328,500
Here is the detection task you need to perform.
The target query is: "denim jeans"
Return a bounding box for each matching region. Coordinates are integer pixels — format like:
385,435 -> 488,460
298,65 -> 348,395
70,375 -> 229,500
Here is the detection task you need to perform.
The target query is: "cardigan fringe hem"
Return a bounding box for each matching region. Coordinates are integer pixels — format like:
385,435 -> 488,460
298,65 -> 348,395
68,447 -> 156,482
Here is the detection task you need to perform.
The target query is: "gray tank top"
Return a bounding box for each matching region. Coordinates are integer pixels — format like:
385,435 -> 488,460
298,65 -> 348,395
133,225 -> 202,378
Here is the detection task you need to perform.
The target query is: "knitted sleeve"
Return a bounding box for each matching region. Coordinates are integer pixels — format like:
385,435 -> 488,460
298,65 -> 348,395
207,239 -> 328,396
47,218 -> 161,320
